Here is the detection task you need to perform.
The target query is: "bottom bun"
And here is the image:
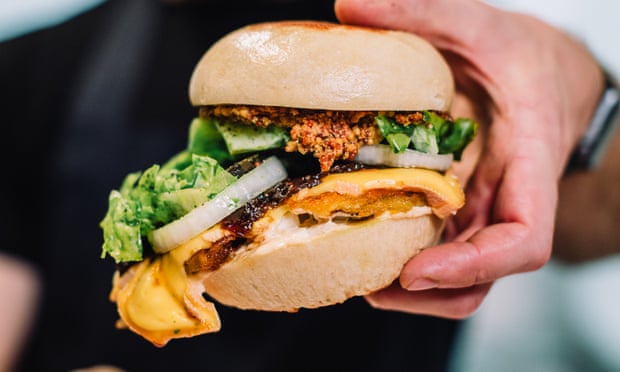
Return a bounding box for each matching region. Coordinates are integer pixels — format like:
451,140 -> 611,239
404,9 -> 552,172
201,213 -> 444,311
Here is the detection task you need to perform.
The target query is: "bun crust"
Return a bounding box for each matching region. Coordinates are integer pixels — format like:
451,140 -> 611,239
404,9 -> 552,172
189,21 -> 454,111
201,214 -> 443,311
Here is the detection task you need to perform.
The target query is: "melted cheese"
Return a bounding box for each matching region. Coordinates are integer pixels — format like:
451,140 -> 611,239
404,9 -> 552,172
110,167 -> 464,345
110,228 -> 226,346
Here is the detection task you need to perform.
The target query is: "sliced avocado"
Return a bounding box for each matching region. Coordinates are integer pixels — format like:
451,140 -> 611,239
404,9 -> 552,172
215,120 -> 289,156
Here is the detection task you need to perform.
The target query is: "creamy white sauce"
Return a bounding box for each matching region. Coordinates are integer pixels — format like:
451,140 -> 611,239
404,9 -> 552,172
250,206 -> 433,256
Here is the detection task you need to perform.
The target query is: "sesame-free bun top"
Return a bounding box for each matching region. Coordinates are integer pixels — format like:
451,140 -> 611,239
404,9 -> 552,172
189,21 -> 454,111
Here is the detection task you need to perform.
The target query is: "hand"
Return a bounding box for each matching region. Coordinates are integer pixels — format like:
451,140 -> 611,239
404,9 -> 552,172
335,0 -> 604,318
0,254 -> 39,372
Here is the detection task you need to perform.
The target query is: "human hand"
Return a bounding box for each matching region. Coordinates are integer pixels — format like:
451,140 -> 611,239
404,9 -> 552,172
0,254 -> 40,372
335,0 -> 604,318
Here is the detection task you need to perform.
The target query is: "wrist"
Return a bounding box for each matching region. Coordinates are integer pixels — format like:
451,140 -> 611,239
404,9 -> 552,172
565,67 -> 620,173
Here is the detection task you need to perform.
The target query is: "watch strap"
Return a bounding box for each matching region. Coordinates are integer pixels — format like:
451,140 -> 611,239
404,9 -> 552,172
566,68 -> 620,172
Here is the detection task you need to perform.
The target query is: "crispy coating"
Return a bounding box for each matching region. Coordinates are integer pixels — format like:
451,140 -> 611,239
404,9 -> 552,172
200,105 -> 430,171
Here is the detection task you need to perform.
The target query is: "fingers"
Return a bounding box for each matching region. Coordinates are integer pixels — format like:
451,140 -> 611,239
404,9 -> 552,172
402,146 -> 557,291
334,0 -> 547,105
372,220 -> 548,318
368,183 -> 552,319
365,282 -> 493,319
335,0 -> 500,51
364,127 -> 556,316
402,223 -> 550,290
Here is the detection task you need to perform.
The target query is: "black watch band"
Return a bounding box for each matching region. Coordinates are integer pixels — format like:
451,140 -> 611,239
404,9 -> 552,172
566,68 -> 620,173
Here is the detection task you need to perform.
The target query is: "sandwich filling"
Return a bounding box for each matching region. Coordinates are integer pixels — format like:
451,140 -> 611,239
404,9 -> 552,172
109,166 -> 465,347
201,105 -> 452,171
100,104 -> 476,346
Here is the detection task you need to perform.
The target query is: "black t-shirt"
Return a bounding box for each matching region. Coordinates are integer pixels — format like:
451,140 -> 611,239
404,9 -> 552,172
1,1 -> 460,371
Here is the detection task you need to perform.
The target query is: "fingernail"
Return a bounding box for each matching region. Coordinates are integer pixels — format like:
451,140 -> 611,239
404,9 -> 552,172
406,278 -> 438,291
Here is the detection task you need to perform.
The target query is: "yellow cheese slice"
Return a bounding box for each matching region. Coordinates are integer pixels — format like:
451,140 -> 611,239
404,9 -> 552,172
111,229 -> 225,346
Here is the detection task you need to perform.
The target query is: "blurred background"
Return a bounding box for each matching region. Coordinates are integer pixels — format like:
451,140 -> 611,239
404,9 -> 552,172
0,0 -> 104,42
1,1 -> 618,371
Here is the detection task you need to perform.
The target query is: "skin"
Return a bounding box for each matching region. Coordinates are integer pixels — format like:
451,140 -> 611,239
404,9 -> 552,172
334,0 -> 604,318
0,255 -> 39,372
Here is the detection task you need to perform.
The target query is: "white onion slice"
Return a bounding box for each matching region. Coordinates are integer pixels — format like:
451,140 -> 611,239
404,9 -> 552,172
151,156 -> 287,253
355,144 -> 453,171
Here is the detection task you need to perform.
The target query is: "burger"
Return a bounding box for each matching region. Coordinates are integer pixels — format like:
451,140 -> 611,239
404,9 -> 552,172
100,21 -> 477,346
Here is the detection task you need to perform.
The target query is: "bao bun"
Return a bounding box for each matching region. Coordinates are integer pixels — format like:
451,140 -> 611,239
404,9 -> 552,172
103,22 -> 468,347
189,21 -> 454,111
190,21 -> 459,312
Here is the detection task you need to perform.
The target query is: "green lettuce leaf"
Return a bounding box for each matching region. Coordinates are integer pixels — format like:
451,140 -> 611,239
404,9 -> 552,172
375,111 -> 477,159
100,154 -> 236,263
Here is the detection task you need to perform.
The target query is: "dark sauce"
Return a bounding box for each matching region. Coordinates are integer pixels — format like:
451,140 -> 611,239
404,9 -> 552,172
222,159 -> 366,237
185,160 -> 368,274
120,154 -> 369,274
221,174 -> 321,237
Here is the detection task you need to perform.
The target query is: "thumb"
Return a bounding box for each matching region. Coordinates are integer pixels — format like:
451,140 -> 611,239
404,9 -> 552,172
334,0 -> 501,52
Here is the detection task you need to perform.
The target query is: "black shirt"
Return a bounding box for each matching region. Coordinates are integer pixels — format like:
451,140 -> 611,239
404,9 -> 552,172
1,1 -> 459,371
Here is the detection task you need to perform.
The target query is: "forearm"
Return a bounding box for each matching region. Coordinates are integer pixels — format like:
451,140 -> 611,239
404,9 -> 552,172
555,124 -> 620,262
554,57 -> 620,262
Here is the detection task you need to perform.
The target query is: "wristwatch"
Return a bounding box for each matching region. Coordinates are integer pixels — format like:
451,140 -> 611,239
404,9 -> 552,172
566,68 -> 620,172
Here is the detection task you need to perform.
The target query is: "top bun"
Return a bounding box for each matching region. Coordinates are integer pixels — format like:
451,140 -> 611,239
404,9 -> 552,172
189,21 -> 454,111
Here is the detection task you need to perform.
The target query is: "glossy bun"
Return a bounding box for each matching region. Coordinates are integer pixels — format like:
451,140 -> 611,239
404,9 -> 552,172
189,21 -> 454,111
